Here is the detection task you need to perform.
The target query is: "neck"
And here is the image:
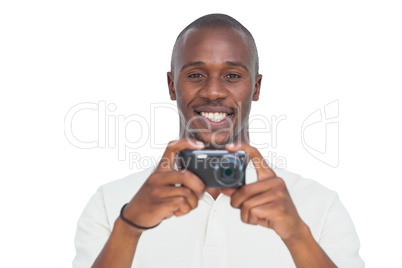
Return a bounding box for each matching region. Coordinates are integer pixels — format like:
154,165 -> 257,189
206,188 -> 221,200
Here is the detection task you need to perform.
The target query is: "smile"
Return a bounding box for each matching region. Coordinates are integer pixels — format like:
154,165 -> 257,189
193,111 -> 235,130
193,105 -> 235,129
200,112 -> 227,122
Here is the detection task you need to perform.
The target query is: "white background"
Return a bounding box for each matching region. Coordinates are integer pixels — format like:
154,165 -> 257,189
1,1 -> 401,267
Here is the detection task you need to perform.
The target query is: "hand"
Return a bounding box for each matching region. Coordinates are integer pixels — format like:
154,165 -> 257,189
220,143 -> 307,241
121,138 -> 207,232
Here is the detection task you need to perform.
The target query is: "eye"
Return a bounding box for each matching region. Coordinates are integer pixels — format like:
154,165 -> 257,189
188,73 -> 204,78
226,74 -> 241,79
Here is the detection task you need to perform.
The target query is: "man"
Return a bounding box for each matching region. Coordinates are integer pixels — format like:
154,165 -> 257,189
73,14 -> 364,267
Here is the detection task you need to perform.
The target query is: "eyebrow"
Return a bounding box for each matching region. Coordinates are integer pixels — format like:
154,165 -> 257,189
225,61 -> 249,72
180,60 -> 249,72
180,61 -> 205,72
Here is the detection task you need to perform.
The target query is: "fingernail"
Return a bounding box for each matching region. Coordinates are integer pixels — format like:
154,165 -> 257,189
195,141 -> 204,146
227,143 -> 234,148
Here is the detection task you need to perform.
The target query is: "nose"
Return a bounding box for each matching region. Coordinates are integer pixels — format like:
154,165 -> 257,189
198,75 -> 228,101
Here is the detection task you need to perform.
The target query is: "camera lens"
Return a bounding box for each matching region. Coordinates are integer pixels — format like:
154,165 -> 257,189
222,167 -> 234,178
213,154 -> 245,187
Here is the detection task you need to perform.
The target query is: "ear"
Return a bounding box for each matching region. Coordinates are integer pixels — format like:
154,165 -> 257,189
167,72 -> 176,100
252,74 -> 262,101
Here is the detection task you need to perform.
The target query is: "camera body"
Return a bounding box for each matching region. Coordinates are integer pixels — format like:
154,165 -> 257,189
178,149 -> 248,188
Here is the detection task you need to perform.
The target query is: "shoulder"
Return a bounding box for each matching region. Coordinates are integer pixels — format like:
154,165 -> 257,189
97,166 -> 156,224
101,166 -> 155,196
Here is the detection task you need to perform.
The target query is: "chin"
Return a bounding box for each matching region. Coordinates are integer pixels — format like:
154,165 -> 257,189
193,132 -> 232,150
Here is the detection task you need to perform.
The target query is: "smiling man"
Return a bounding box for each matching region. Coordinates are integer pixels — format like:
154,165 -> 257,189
168,22 -> 261,152
73,14 -> 364,268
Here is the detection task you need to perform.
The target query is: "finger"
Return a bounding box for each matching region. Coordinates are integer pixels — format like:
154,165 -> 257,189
156,138 -> 205,172
249,203 -> 283,224
230,178 -> 276,208
249,212 -> 271,228
154,170 -> 206,199
240,190 -> 277,223
225,143 -> 276,180
248,211 -> 260,225
158,186 -> 200,210
163,196 -> 192,216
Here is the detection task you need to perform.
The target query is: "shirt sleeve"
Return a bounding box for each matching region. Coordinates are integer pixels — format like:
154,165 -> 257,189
72,187 -> 112,268
319,194 -> 365,268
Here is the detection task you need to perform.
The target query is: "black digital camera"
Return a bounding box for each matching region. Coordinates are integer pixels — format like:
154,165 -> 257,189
178,149 -> 248,188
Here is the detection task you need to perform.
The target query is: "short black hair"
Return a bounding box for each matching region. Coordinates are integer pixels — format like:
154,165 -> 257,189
170,13 -> 259,77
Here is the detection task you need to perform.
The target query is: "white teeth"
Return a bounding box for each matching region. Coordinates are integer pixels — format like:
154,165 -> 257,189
200,112 -> 227,122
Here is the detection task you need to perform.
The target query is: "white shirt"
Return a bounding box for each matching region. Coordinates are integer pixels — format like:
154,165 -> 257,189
73,164 -> 364,268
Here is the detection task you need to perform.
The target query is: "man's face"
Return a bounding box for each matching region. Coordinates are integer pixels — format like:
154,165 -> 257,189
168,27 -> 262,148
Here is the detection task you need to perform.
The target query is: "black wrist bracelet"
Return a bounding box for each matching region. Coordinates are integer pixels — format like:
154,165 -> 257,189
119,203 -> 160,230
